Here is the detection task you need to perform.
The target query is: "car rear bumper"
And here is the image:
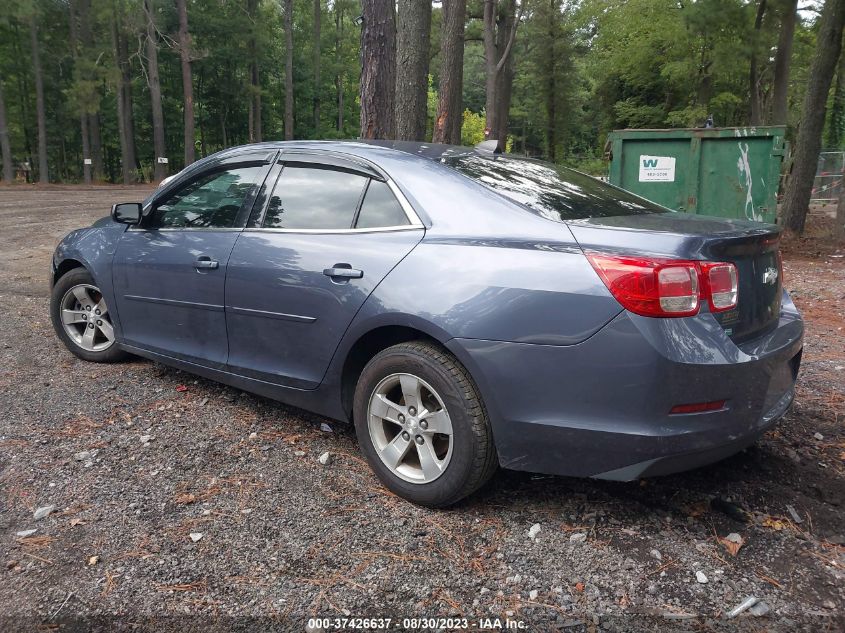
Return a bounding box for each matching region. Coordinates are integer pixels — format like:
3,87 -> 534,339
447,290 -> 803,481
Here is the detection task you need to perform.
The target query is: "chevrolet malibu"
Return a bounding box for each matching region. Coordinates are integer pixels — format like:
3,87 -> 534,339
50,141 -> 803,506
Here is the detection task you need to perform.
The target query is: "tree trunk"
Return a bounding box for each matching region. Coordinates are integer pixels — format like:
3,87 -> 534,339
0,73 -> 13,184
248,0 -> 262,142
144,0 -> 168,182
359,0 -> 396,140
545,0 -> 557,162
68,0 -> 91,184
335,2 -> 344,132
111,4 -> 133,184
826,40 -> 845,147
749,0 -> 767,126
78,0 -> 103,181
89,112 -> 103,182
284,0 -> 294,140
433,0 -> 466,144
314,0 -> 322,133
771,0 -> 798,125
176,0 -> 195,164
29,17 -> 48,184
781,0 -> 845,233
837,161 -> 845,235
395,0 -> 432,141
483,0 -> 522,147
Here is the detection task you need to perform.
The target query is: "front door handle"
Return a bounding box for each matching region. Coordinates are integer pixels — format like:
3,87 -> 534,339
323,264 -> 363,280
194,257 -> 219,270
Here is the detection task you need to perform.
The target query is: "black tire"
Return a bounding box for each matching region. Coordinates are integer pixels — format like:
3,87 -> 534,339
353,341 -> 498,507
50,268 -> 128,363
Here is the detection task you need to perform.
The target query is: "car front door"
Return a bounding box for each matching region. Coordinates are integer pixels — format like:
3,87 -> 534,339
225,154 -> 424,389
112,155 -> 273,368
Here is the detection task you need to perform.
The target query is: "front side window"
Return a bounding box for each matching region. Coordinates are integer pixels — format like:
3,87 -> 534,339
264,165 -> 368,229
355,180 -> 410,228
148,165 -> 263,229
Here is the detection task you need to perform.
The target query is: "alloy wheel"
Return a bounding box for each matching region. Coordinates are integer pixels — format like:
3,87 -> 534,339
367,372 -> 454,484
59,284 -> 116,352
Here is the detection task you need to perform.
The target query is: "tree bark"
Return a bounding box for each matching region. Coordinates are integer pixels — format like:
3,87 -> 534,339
771,0 -> 798,125
335,2 -> 345,132
826,37 -> 845,147
433,0 -> 466,144
781,0 -> 845,233
395,0 -> 432,141
68,0 -> 91,184
749,0 -> 767,126
29,17 -> 48,184
483,0 -> 522,147
837,161 -> 845,235
545,0 -> 557,161
144,0 -> 168,182
0,74 -> 12,184
284,0 -> 294,140
176,0 -> 195,164
247,0 -> 262,142
359,0 -> 396,140
111,6 -> 134,184
78,0 -> 103,181
314,0 -> 322,133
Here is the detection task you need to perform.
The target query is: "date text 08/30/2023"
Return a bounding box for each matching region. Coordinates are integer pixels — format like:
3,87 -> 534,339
306,617 -> 527,630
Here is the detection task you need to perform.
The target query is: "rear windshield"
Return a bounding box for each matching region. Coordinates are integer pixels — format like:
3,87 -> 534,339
445,154 -> 662,222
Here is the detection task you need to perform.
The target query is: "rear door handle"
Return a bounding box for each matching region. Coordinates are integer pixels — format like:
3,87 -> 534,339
194,257 -> 219,270
323,264 -> 363,280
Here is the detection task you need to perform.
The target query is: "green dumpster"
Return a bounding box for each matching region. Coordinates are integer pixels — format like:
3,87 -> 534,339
606,126 -> 786,223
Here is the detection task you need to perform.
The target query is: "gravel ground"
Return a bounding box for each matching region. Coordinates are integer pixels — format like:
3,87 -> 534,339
0,185 -> 843,632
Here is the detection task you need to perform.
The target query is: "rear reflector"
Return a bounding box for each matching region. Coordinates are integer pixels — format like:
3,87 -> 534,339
669,400 -> 727,415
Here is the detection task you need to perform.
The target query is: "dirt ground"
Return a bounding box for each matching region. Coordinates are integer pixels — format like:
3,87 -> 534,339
0,185 -> 843,632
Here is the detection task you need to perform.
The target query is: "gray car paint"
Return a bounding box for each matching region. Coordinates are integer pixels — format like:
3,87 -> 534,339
51,140 -> 803,481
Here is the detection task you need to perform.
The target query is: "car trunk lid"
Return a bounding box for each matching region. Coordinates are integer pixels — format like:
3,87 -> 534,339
568,212 -> 783,342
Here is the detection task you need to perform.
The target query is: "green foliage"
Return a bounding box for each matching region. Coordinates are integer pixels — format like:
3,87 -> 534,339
0,0 -> 830,182
461,109 -> 486,146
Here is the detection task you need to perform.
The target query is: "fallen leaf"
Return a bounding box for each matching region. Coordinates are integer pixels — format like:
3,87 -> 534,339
718,535 -> 745,556
69,518 -> 86,527
175,384 -> 188,392
88,556 -> 99,566
574,582 -> 585,592
762,516 -> 787,531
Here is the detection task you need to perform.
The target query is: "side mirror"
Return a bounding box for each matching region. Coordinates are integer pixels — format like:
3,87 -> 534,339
111,202 -> 142,225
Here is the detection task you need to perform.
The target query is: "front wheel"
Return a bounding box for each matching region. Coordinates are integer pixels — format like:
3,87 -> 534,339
50,268 -> 127,363
353,341 -> 497,507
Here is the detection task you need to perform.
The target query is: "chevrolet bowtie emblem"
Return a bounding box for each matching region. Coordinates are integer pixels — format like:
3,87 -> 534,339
762,267 -> 779,285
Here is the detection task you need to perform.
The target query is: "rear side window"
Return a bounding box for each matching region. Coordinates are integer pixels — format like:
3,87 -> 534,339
445,154 -> 662,222
264,165 -> 367,229
149,165 -> 263,229
355,180 -> 410,228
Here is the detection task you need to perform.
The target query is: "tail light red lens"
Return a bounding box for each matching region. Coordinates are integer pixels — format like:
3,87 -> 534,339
586,253 -> 739,318
702,262 -> 738,312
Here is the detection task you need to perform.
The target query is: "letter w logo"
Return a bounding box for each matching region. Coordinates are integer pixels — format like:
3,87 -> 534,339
643,158 -> 658,168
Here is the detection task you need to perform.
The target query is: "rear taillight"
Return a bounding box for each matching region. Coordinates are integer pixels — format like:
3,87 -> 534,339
701,262 -> 738,312
586,253 -> 739,318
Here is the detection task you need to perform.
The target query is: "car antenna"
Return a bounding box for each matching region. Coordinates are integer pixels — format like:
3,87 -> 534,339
475,139 -> 503,155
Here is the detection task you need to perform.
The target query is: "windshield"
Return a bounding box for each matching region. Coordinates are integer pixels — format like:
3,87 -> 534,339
445,154 -> 663,222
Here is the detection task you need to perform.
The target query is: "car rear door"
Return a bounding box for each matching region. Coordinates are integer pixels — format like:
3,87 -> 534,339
225,152 -> 424,389
112,153 -> 275,368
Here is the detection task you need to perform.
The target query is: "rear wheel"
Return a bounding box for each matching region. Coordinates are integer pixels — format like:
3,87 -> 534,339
50,268 -> 127,363
353,341 -> 497,507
